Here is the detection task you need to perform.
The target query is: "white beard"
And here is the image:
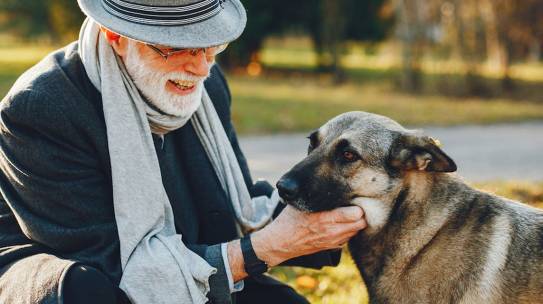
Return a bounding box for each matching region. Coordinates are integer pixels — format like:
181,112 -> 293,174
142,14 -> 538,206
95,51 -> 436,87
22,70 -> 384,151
123,42 -> 207,117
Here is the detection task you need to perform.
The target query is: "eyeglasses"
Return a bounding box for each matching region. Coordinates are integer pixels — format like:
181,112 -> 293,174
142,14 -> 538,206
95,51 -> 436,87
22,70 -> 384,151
146,43 -> 229,60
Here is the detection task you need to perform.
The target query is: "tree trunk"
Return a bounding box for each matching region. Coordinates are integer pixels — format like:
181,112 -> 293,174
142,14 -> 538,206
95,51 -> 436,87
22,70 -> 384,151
455,0 -> 488,96
479,0 -> 502,68
321,0 -> 347,83
396,0 -> 424,92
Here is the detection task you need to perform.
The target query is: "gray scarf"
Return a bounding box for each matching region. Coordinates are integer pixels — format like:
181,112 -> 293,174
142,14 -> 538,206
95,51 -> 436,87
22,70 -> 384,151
78,19 -> 278,304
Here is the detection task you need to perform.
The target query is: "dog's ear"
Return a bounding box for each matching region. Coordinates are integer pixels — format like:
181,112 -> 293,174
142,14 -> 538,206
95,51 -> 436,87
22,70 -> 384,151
388,134 -> 457,173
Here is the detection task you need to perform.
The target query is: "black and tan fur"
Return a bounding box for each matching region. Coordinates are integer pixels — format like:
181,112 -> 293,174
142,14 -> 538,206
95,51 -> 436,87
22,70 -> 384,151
277,111 -> 543,304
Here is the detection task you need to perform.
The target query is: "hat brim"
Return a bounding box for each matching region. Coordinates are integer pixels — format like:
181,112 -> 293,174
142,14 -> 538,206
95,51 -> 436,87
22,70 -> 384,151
77,0 -> 246,48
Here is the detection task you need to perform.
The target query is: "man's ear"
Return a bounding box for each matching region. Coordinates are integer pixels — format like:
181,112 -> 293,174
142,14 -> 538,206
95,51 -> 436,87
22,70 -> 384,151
100,27 -> 128,57
388,134 -> 457,173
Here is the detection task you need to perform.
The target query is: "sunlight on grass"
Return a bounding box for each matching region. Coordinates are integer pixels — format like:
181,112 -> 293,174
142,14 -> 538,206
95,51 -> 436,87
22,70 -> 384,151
474,181 -> 543,209
269,251 -> 369,304
261,39 -> 543,82
1,43 -> 543,135
0,46 -> 56,65
0,45 -> 58,96
270,181 -> 542,303
229,75 -> 543,134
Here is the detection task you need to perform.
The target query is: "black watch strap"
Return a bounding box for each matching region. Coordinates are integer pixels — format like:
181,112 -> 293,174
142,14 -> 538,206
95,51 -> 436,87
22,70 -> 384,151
240,234 -> 268,276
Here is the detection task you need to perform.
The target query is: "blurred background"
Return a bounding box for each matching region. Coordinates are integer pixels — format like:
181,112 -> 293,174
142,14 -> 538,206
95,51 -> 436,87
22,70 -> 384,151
1,1 -> 542,303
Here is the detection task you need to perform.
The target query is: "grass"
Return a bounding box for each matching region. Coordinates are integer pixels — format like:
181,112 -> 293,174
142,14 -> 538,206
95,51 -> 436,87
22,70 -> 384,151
225,37 -> 543,134
261,37 -> 543,82
0,45 -> 57,96
228,74 -> 543,134
1,42 -> 543,135
270,249 -> 369,304
270,181 -> 543,304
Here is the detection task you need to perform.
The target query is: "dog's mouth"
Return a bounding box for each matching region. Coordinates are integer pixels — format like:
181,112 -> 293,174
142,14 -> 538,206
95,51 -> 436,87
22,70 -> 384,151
282,196 -> 354,213
282,198 -> 313,212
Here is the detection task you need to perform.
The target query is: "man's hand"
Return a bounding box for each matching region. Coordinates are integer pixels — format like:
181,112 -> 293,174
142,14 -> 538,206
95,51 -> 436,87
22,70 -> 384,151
227,205 -> 367,282
252,205 -> 367,266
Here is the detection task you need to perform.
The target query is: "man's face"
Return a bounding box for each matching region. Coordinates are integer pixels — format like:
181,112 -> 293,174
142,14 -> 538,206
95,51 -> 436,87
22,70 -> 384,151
122,40 -> 214,117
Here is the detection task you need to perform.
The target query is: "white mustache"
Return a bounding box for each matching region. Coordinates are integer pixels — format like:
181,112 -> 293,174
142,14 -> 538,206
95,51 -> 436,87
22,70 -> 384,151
166,72 -> 207,83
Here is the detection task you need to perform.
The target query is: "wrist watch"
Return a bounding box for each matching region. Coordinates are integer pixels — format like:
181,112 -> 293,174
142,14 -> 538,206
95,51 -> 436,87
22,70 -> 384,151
240,234 -> 268,276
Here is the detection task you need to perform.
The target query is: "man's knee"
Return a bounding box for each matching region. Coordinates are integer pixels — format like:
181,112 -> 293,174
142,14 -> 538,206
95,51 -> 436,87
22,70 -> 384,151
63,264 -> 119,304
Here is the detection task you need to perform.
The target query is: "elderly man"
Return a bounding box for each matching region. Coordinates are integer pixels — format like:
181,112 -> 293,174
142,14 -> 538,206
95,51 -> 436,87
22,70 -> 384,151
0,0 -> 366,303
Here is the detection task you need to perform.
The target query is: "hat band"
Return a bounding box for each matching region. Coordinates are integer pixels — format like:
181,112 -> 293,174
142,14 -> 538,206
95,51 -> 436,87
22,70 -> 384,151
102,0 -> 226,26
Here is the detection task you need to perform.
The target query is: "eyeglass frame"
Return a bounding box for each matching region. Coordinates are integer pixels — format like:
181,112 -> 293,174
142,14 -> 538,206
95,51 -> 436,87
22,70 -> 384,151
145,43 -> 229,60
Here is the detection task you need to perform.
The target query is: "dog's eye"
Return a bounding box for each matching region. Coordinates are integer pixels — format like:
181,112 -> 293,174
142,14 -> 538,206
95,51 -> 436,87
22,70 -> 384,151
342,151 -> 358,162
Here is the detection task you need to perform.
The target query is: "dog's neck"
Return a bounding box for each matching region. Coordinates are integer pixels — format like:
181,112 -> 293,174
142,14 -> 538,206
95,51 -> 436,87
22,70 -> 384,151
351,172 -> 437,235
349,172 -> 462,286
402,171 -> 434,204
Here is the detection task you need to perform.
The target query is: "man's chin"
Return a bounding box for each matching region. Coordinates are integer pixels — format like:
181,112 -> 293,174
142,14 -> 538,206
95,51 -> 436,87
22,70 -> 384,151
147,90 -> 202,117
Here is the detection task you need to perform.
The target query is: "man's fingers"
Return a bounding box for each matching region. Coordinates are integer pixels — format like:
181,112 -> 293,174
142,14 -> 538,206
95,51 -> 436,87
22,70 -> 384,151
338,218 -> 367,236
331,206 -> 365,223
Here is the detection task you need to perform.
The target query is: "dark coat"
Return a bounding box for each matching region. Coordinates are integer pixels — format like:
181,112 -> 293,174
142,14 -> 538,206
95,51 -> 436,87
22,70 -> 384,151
0,42 -> 339,304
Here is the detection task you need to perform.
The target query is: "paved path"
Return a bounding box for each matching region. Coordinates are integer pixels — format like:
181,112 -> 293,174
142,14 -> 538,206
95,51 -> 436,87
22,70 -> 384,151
239,122 -> 543,184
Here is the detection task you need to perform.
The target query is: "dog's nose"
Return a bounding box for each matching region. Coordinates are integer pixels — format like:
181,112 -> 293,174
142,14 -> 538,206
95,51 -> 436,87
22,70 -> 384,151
276,178 -> 300,201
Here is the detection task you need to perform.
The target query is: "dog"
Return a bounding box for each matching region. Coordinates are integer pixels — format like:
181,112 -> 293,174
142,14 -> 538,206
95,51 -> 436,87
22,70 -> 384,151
276,111 -> 543,304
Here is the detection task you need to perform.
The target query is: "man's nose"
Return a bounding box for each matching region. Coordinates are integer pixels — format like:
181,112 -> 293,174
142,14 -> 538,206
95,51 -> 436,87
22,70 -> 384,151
183,50 -> 211,77
276,177 -> 300,201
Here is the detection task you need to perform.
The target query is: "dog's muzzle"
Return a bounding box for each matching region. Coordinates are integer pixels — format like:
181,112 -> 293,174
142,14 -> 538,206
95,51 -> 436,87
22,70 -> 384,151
276,177 -> 300,202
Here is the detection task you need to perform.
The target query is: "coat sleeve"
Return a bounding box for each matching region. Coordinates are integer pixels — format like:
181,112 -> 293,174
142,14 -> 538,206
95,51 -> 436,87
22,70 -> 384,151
0,88 -> 123,284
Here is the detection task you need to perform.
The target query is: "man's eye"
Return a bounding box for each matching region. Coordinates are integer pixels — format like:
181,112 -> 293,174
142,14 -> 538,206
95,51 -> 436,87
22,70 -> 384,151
163,48 -> 184,53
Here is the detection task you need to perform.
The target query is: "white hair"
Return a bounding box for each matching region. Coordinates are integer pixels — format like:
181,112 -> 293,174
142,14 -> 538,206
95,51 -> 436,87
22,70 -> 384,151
123,40 -> 208,117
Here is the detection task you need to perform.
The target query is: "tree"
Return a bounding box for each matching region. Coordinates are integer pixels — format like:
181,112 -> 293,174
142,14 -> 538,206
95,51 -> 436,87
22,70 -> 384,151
221,0 -> 393,73
315,0 -> 394,81
220,0 -> 312,68
48,0 -> 86,42
1,0 -> 394,74
454,0 -> 489,96
395,0 -> 425,92
319,0 -> 348,81
0,0 -> 84,42
491,0 -> 543,90
0,1 -> 49,39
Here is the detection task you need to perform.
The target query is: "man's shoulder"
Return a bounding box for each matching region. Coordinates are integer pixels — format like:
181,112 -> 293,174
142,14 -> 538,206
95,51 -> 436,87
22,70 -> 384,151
1,42 -> 103,129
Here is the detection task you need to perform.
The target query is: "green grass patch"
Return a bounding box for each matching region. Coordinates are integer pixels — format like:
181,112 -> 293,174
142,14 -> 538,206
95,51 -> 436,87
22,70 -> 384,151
1,44 -> 543,135
261,39 -> 543,82
474,180 -> 543,209
0,45 -> 57,97
229,75 -> 543,134
269,250 -> 369,304
270,181 -> 543,304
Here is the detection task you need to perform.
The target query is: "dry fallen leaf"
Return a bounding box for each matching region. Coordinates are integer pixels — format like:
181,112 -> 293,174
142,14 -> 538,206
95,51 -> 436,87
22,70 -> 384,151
296,275 -> 318,289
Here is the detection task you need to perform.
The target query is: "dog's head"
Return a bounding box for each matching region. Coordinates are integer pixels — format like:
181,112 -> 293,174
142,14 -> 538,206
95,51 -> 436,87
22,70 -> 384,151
277,111 -> 457,232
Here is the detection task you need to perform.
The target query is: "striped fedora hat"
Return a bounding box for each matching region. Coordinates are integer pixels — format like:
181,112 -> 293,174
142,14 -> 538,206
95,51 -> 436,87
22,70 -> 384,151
77,0 -> 246,48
